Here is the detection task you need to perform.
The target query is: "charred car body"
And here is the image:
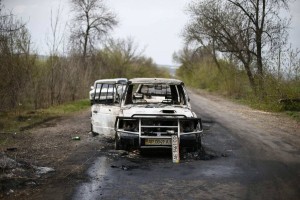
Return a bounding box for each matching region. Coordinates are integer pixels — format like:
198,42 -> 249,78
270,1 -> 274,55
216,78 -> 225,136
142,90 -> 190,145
115,78 -> 203,151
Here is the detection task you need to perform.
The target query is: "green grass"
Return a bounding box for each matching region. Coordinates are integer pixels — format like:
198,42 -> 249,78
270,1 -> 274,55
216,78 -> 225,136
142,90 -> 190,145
0,99 -> 90,133
197,89 -> 300,122
233,97 -> 283,112
285,111 -> 300,121
41,99 -> 90,115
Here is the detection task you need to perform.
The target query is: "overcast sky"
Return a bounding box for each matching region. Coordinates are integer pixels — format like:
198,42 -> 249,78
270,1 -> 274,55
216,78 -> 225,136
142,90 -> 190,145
3,0 -> 300,65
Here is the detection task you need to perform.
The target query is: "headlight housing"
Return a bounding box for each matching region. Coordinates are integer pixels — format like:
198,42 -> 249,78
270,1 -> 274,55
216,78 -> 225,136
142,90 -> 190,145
119,119 -> 138,132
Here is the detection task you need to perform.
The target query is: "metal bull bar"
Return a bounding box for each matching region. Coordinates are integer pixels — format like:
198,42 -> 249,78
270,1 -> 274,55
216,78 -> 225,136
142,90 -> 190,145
114,114 -> 203,148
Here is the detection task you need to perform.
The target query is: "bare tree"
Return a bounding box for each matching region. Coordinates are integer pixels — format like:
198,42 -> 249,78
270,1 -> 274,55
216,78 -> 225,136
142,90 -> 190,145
46,6 -> 66,105
184,0 -> 291,97
69,0 -> 118,61
0,1 -> 25,33
0,1 -> 33,111
173,46 -> 213,73
47,7 -> 66,56
96,38 -> 144,77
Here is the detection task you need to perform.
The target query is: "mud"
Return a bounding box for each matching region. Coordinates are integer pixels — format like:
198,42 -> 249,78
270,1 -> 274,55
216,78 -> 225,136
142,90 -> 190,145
0,152 -> 55,194
20,116 -> 59,131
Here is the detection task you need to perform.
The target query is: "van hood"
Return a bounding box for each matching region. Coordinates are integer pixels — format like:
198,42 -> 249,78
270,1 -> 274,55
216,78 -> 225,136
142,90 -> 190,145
120,104 -> 195,118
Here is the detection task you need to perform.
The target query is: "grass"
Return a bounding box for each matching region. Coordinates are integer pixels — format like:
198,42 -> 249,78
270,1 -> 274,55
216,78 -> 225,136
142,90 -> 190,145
232,95 -> 300,121
193,87 -> 300,123
285,111 -> 300,121
233,97 -> 282,112
176,59 -> 300,122
41,99 -> 90,115
0,99 -> 90,133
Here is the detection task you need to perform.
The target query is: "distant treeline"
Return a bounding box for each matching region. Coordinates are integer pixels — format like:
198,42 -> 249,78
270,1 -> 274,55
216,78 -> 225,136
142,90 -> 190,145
174,0 -> 300,111
0,0 -> 170,112
0,37 -> 170,111
174,47 -> 300,111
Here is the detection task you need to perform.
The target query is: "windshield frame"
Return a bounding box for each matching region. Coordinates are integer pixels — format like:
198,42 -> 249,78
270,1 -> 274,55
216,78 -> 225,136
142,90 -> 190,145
123,83 -> 188,106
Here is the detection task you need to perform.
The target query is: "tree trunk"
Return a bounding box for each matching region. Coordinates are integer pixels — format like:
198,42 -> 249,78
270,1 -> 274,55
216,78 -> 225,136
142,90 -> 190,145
244,64 -> 257,94
256,30 -> 265,99
83,29 -> 88,63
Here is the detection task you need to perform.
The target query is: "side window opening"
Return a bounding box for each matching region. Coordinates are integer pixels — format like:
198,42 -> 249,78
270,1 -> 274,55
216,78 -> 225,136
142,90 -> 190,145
170,85 -> 179,104
93,83 -> 118,105
177,85 -> 187,105
124,85 -> 134,104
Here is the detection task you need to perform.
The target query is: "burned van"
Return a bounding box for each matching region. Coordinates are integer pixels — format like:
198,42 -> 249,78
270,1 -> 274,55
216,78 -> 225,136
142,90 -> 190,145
115,78 -> 203,151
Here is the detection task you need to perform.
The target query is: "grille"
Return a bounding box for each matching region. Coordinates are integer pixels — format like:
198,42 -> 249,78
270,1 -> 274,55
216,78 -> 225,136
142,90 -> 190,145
141,119 -> 179,136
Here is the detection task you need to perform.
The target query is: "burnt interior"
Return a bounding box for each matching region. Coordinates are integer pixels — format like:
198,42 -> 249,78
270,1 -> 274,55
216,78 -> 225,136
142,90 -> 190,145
141,119 -> 178,136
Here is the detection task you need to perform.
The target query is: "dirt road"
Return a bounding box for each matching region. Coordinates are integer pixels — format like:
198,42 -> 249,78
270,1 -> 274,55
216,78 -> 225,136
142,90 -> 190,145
1,90 -> 300,199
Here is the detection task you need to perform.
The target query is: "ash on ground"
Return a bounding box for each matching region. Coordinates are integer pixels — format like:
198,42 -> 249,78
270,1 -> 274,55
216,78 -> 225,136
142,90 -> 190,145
0,152 -> 55,195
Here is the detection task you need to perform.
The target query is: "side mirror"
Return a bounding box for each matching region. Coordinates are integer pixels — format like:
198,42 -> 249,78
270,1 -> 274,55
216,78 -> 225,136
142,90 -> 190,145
91,86 -> 94,90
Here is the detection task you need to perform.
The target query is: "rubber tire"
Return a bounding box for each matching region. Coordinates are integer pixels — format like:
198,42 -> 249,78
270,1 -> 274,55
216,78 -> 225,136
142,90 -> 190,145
115,133 -> 121,150
195,136 -> 202,151
91,124 -> 98,136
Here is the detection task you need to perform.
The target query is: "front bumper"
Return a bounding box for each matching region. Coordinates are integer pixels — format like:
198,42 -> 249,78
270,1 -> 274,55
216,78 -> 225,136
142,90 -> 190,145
115,116 -> 203,149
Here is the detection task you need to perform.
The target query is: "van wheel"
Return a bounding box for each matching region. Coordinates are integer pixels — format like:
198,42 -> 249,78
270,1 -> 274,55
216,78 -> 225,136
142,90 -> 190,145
91,124 -> 98,136
195,136 -> 202,151
115,133 -> 121,150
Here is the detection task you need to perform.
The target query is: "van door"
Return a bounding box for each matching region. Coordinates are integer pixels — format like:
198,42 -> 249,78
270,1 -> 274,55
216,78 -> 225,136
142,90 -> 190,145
91,83 -> 123,136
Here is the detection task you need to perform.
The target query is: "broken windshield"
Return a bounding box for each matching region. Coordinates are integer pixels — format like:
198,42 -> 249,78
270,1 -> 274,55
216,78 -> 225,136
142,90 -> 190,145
124,83 -> 187,105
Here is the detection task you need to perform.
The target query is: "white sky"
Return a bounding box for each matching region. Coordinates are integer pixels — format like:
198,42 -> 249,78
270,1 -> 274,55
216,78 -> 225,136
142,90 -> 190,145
3,0 -> 300,65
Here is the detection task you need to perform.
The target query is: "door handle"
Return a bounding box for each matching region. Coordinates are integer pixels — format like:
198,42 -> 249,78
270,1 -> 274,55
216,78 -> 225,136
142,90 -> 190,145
93,110 -> 98,113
